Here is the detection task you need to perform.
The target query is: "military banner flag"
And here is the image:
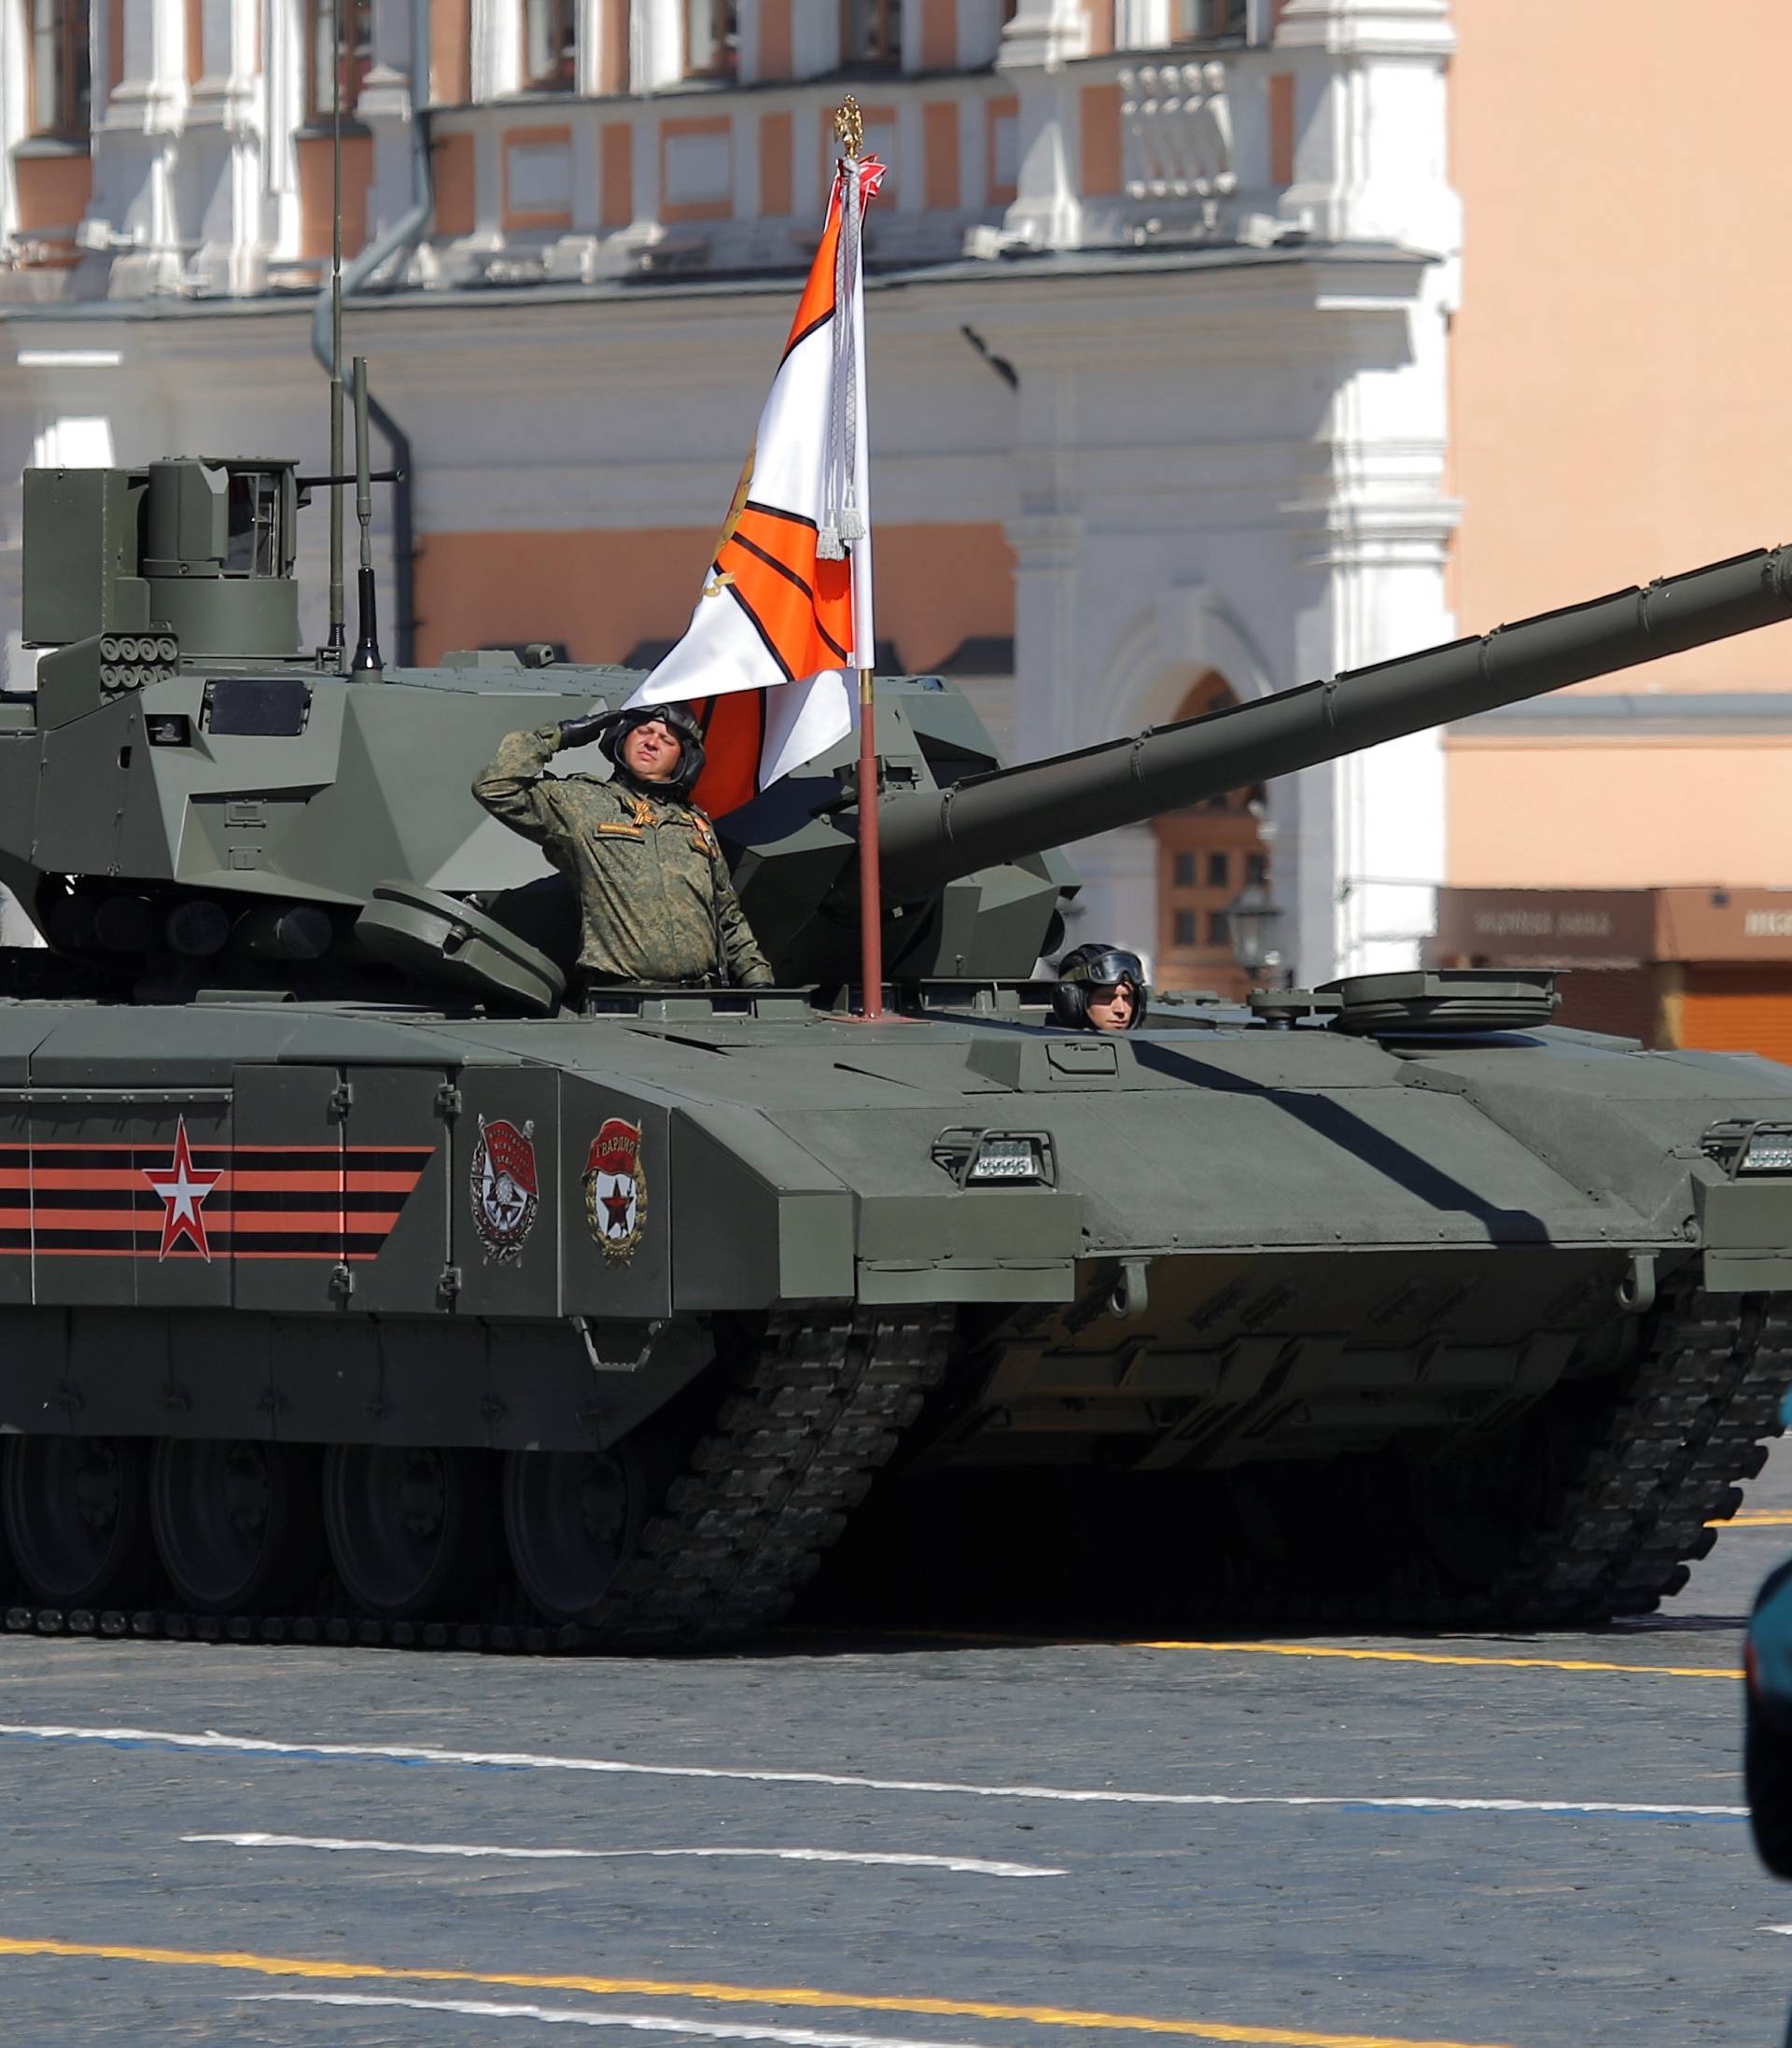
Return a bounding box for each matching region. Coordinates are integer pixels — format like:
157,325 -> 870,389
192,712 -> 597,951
624,141 -> 885,817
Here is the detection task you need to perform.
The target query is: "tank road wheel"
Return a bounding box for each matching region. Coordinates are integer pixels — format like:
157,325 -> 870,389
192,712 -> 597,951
148,1439 -> 323,1616
503,1447 -> 647,1625
1,1435 -> 154,1608
322,1445 -> 494,1621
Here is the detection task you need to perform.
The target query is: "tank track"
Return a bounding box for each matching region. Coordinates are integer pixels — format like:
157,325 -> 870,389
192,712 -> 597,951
1477,1284 -> 1792,1625
1204,1284 -> 1792,1630
0,1308 -> 951,1656
589,1305 -> 952,1641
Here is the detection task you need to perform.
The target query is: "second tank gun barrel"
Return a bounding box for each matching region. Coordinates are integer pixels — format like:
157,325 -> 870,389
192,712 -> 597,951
876,544 -> 1792,898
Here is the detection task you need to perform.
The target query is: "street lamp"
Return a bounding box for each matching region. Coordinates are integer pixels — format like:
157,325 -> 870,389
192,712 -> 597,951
1225,877 -> 1283,984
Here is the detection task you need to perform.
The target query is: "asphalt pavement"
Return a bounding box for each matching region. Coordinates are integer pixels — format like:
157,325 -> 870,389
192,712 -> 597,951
3,1449 -> 1790,2048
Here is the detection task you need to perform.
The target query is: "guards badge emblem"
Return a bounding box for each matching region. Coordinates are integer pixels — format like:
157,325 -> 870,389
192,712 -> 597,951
469,1115 -> 539,1265
583,1117 -> 646,1263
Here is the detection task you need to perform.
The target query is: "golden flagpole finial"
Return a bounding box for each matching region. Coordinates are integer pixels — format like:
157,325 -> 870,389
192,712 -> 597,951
833,97 -> 864,157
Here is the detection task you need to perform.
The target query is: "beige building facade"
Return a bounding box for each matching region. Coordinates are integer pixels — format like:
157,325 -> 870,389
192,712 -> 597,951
1434,0 -> 1792,1045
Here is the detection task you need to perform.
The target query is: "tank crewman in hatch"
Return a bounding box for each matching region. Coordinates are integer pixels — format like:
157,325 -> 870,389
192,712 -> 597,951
1051,944 -> 1149,1033
473,704 -> 775,994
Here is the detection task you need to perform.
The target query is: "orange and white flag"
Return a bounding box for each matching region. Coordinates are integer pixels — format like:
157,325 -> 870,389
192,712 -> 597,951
625,153 -> 885,817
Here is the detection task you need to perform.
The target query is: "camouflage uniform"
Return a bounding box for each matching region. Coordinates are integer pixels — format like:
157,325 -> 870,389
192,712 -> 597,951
472,725 -> 774,988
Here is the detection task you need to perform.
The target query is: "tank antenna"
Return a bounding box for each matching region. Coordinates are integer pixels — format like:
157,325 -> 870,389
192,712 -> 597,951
326,1 -> 346,666
350,356 -> 383,673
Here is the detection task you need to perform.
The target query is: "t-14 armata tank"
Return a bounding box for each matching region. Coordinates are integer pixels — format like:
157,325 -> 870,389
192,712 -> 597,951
4,452 -> 1792,1644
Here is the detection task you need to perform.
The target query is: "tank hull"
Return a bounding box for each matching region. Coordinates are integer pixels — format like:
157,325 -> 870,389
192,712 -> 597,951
3,992 -> 1790,1642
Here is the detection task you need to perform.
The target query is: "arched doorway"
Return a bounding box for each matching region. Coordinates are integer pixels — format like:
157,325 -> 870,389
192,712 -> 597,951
1152,673 -> 1273,998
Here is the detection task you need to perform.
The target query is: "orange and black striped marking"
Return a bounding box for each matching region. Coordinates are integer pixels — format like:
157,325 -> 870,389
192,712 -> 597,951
0,1141 -> 433,1261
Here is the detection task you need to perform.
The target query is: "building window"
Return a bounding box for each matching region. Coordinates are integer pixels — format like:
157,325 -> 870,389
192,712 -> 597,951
1206,909 -> 1228,947
30,0 -> 91,138
686,0 -> 738,76
523,0 -> 578,90
842,0 -> 901,65
1172,852 -> 1195,888
1246,851 -> 1267,885
307,0 -> 373,120
1174,910 -> 1197,947
1207,851 -> 1229,889
1171,0 -> 1247,40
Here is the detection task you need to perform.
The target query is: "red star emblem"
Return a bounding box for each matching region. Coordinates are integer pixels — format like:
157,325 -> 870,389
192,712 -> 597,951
600,1181 -> 634,1237
141,1115 -> 222,1261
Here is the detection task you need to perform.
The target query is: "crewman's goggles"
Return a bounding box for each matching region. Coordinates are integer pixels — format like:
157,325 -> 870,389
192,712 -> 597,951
1062,950 -> 1145,989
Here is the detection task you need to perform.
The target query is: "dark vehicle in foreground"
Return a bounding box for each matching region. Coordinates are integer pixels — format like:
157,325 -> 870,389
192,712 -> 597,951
4,454 -> 1792,1645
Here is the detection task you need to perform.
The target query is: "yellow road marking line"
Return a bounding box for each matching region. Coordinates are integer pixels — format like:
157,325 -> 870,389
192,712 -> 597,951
1133,1641 -> 1743,1680
1709,1510 -> 1792,1527
0,1934 -> 1528,2048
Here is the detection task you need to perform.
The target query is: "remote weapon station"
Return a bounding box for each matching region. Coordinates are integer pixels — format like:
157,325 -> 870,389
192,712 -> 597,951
5,45 -> 1792,1640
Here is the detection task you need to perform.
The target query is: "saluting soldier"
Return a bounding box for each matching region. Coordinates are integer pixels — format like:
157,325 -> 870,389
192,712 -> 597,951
473,703 -> 775,999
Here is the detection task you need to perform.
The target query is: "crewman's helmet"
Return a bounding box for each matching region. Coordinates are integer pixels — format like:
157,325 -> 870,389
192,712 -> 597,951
1051,944 -> 1148,1031
601,701 -> 707,799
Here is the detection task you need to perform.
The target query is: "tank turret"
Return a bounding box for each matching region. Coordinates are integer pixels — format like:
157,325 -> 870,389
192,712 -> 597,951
5,462 -> 1792,1007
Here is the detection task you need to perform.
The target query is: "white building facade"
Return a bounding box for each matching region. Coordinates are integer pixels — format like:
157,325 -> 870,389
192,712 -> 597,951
0,0 -> 1461,988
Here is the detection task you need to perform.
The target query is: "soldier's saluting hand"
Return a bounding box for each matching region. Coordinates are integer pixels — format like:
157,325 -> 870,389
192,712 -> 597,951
473,702 -> 775,1001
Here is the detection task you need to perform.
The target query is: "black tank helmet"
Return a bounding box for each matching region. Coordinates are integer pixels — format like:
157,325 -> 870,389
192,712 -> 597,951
1051,943 -> 1148,1031
601,701 -> 707,801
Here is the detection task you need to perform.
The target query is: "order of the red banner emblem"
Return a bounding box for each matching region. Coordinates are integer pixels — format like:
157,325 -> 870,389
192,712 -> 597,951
469,1115 -> 539,1266
583,1117 -> 646,1264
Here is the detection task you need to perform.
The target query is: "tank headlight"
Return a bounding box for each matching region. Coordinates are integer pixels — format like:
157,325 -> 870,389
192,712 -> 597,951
1743,1129 -> 1792,1174
1702,1119 -> 1792,1177
970,1139 -> 1040,1181
931,1128 -> 1057,1188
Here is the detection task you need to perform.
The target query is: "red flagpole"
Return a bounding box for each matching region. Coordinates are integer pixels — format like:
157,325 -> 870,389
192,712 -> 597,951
857,664 -> 884,1018
832,98 -> 884,1022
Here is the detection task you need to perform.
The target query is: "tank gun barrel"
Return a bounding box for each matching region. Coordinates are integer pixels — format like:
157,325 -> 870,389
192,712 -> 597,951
878,546 -> 1792,898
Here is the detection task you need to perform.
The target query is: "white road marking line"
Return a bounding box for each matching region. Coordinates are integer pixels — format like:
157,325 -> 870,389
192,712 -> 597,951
0,1721 -> 1745,1820
186,1832 -> 1062,1878
239,1991 -> 1002,2047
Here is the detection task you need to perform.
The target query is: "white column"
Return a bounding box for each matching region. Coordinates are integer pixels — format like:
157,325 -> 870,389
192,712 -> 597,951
790,3 -> 840,78
0,1 -> 27,253
958,92 -> 987,211
1064,827 -> 1160,972
1000,0 -> 1091,69
959,0 -> 1007,71
790,99 -> 821,220
731,103 -> 759,220
182,0 -> 273,294
576,0 -> 609,92
1113,0 -> 1170,48
1273,0 -> 1457,254
632,0 -> 687,91
90,0 -> 191,294
1282,277 -> 1459,979
992,0 -> 1087,252
736,0 -> 763,84
472,0 -> 522,97
263,0 -> 306,261
363,0 -> 423,263
1007,515 -> 1083,762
